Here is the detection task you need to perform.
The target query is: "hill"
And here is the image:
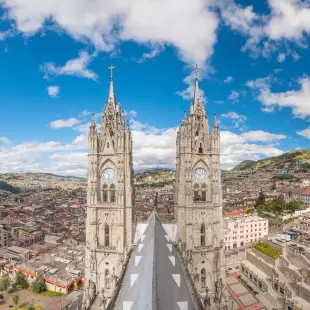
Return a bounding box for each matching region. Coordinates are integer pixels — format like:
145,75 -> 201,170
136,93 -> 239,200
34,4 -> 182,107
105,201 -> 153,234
233,160 -> 256,171
0,180 -> 21,194
134,169 -> 175,187
233,150 -> 310,172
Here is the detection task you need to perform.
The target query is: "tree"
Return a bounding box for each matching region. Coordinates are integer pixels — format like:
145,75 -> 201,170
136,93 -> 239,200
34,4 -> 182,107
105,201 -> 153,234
27,304 -> 36,310
287,200 -> 302,215
0,277 -> 10,291
12,294 -> 19,306
255,190 -> 265,210
31,277 -> 47,293
14,271 -> 28,289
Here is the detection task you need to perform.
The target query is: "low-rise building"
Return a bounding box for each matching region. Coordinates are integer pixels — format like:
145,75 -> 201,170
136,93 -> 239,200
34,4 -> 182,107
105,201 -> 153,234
0,225 -> 10,248
278,186 -> 310,206
13,243 -> 85,295
224,215 -> 269,250
19,227 -> 44,246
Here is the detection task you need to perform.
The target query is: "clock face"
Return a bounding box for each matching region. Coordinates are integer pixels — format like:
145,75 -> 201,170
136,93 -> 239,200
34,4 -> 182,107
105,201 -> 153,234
194,168 -> 207,183
102,168 -> 116,183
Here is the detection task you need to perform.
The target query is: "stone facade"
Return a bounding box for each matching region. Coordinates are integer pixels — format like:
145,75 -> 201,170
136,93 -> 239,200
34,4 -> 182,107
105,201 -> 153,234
83,68 -> 134,309
175,67 -> 226,307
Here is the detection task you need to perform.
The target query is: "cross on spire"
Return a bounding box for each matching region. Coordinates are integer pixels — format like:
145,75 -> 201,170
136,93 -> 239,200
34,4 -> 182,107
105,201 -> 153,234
193,64 -> 200,79
108,65 -> 116,80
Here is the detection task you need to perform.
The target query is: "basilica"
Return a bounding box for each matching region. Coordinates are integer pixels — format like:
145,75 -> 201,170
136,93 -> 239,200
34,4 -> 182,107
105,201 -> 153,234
82,66 -> 227,310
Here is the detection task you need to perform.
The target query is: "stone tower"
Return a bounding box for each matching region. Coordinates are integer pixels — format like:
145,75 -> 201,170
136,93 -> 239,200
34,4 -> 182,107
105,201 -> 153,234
175,65 -> 226,307
83,66 -> 134,308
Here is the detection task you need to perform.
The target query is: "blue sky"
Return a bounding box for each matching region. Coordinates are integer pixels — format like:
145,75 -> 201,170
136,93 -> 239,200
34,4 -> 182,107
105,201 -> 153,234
0,0 -> 309,175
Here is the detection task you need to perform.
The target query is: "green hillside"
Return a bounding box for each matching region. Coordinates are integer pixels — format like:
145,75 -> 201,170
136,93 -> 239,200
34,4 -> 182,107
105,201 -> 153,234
134,169 -> 175,187
234,150 -> 310,172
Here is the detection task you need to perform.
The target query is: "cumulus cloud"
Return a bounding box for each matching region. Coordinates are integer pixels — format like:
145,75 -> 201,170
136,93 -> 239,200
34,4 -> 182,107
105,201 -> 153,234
241,130 -> 286,142
297,127 -> 310,139
50,118 -> 80,129
224,76 -> 234,84
277,53 -> 286,63
228,90 -> 240,103
221,112 -> 247,128
47,86 -> 60,97
250,76 -> 310,119
1,0 -> 218,65
219,0 -> 310,58
41,51 -> 98,80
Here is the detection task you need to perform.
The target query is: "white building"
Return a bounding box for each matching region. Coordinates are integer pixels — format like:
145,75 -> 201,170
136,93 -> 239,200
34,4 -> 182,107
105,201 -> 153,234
224,216 -> 268,250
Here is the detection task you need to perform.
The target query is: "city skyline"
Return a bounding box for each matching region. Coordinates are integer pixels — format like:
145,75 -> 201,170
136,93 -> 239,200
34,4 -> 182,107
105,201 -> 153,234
0,0 -> 310,176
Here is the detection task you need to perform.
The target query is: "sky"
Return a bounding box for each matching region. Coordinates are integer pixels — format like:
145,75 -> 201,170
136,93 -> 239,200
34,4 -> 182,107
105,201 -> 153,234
0,0 -> 309,176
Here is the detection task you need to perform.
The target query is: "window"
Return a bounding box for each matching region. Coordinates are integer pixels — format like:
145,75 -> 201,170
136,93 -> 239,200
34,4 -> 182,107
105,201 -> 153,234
102,184 -> 108,202
104,224 -> 110,246
201,268 -> 206,288
200,223 -> 206,246
110,184 -> 116,202
105,269 -> 110,289
107,142 -> 109,148
194,183 -> 207,202
199,143 -> 203,154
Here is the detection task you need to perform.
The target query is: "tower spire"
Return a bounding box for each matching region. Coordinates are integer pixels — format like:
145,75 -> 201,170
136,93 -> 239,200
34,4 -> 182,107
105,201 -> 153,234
193,64 -> 201,106
108,65 -> 116,105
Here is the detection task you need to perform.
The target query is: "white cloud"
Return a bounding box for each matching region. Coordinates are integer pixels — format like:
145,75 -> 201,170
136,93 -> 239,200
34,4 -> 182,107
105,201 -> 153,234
297,127 -> 310,139
220,112 -> 247,128
47,86 -> 59,97
50,118 -> 80,129
41,51 -> 98,80
256,77 -> 310,119
277,53 -> 286,63
241,130 -> 286,142
0,137 -> 12,145
228,90 -> 240,103
224,76 -> 234,84
79,110 -> 91,117
219,0 -> 310,59
1,0 -> 218,65
124,110 -> 138,118
292,51 -> 301,61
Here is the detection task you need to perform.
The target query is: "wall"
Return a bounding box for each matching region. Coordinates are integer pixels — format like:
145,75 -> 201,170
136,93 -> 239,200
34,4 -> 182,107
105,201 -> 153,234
247,251 -> 274,275
252,248 -> 277,266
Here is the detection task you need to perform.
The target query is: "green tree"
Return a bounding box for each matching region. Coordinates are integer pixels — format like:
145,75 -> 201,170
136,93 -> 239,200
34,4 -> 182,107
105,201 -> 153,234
12,294 -> 19,306
287,200 -> 302,215
0,276 -> 10,291
13,271 -> 28,289
272,196 -> 286,215
255,190 -> 266,210
31,277 -> 47,293
27,304 -> 36,310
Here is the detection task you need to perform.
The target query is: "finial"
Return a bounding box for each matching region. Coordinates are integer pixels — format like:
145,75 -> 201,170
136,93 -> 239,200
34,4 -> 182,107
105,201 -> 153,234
108,65 -> 116,80
184,110 -> 187,120
213,113 -> 218,127
193,64 -> 200,80
126,120 -> 130,129
91,113 -> 95,121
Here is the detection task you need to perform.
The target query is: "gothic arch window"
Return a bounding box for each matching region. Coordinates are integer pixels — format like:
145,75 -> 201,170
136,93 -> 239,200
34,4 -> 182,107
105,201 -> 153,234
201,183 -> 207,201
200,223 -> 206,246
199,143 -> 203,154
194,183 -> 200,201
110,184 -> 116,202
107,142 -> 109,148
104,224 -> 110,246
102,184 -> 108,202
105,269 -> 110,289
201,268 -> 206,288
